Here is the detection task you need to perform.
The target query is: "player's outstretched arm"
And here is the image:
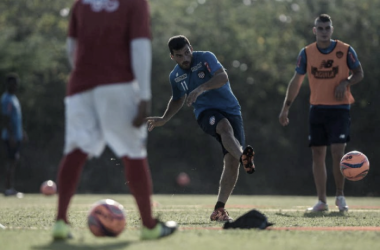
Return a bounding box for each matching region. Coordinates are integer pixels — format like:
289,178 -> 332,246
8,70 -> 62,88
147,96 -> 186,131
279,72 -> 305,126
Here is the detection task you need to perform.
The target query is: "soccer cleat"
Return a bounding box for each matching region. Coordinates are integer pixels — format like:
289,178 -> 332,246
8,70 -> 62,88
306,200 -> 329,212
240,145 -> 255,174
141,220 -> 178,240
210,208 -> 233,222
52,220 -> 72,240
335,196 -> 349,212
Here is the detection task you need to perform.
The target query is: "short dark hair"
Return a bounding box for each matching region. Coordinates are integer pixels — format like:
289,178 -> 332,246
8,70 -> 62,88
168,35 -> 191,54
6,73 -> 19,84
314,14 -> 332,26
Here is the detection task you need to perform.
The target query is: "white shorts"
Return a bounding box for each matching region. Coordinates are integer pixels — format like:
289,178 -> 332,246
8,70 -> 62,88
64,81 -> 147,159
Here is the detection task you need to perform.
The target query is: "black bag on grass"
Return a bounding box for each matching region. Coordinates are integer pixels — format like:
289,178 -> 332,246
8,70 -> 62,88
223,209 -> 273,230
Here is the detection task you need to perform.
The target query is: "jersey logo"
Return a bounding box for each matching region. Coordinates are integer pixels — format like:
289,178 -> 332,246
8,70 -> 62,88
336,51 -> 344,59
204,62 -> 211,72
191,62 -> 202,72
174,74 -> 187,83
198,71 -> 205,79
320,60 -> 334,69
180,81 -> 188,91
82,0 -> 119,12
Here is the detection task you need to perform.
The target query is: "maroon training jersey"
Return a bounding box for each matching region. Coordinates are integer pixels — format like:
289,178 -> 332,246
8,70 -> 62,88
67,0 -> 151,95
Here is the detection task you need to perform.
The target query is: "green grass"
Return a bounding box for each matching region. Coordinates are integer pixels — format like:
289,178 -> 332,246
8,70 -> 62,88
1,194 -> 380,250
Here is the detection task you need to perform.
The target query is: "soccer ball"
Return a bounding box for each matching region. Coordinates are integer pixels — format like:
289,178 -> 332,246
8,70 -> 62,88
340,151 -> 370,181
87,199 -> 126,237
40,180 -> 57,196
176,172 -> 190,186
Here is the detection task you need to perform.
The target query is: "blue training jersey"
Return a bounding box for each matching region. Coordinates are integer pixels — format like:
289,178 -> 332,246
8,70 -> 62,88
169,51 -> 241,119
1,92 -> 23,141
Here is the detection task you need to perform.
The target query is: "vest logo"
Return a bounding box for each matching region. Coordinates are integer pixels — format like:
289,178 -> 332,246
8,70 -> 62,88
336,51 -> 344,59
198,71 -> 205,79
320,60 -> 334,69
311,66 -> 339,79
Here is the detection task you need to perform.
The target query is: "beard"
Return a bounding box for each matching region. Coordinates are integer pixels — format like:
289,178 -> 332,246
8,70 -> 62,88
179,61 -> 191,70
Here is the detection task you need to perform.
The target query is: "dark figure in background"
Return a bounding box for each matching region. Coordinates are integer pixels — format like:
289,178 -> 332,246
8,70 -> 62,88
1,73 -> 26,197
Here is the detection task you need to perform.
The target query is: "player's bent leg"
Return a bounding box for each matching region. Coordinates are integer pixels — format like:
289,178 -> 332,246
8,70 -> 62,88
216,118 -> 242,160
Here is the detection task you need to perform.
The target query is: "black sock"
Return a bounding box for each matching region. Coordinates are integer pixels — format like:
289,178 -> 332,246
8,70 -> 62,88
215,201 -> 225,210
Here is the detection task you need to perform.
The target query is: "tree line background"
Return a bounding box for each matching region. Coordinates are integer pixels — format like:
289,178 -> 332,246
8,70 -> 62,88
0,0 -> 379,197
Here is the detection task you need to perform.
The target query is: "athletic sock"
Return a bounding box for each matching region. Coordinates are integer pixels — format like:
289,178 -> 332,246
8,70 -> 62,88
56,149 -> 88,223
215,201 -> 225,210
122,156 -> 156,229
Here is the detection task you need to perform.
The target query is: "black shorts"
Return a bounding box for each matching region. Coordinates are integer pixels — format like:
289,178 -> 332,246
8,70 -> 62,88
197,109 -> 245,155
3,140 -> 21,160
308,107 -> 351,146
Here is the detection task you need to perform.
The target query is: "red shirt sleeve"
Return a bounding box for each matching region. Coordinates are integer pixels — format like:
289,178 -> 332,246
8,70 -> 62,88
128,0 -> 151,40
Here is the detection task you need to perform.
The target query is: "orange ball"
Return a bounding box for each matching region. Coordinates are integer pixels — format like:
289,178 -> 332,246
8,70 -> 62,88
340,151 -> 370,181
87,199 -> 126,237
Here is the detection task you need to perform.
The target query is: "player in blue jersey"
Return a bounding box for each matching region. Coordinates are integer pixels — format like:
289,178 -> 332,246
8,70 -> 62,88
147,35 -> 255,222
1,73 -> 26,197
279,14 -> 364,212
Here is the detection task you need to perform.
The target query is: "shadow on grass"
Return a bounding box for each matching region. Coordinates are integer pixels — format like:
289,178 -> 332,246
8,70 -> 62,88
178,222 -> 217,226
303,211 -> 348,218
31,240 -> 133,250
274,213 -> 297,218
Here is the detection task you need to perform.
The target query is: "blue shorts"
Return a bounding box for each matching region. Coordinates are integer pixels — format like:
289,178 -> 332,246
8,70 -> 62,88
197,109 -> 245,155
308,107 -> 351,146
3,140 -> 21,160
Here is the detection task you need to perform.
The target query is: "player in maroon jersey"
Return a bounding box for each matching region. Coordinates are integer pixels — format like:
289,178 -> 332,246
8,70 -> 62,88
52,0 -> 177,240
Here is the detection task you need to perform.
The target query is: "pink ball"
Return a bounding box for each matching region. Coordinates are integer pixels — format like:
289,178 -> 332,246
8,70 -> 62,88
176,172 -> 190,186
40,180 -> 57,196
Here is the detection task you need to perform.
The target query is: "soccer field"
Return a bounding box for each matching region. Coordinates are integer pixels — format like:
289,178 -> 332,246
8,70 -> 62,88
1,194 -> 380,250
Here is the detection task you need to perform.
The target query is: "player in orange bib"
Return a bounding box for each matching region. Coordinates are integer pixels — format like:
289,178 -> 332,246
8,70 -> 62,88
279,14 -> 364,212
